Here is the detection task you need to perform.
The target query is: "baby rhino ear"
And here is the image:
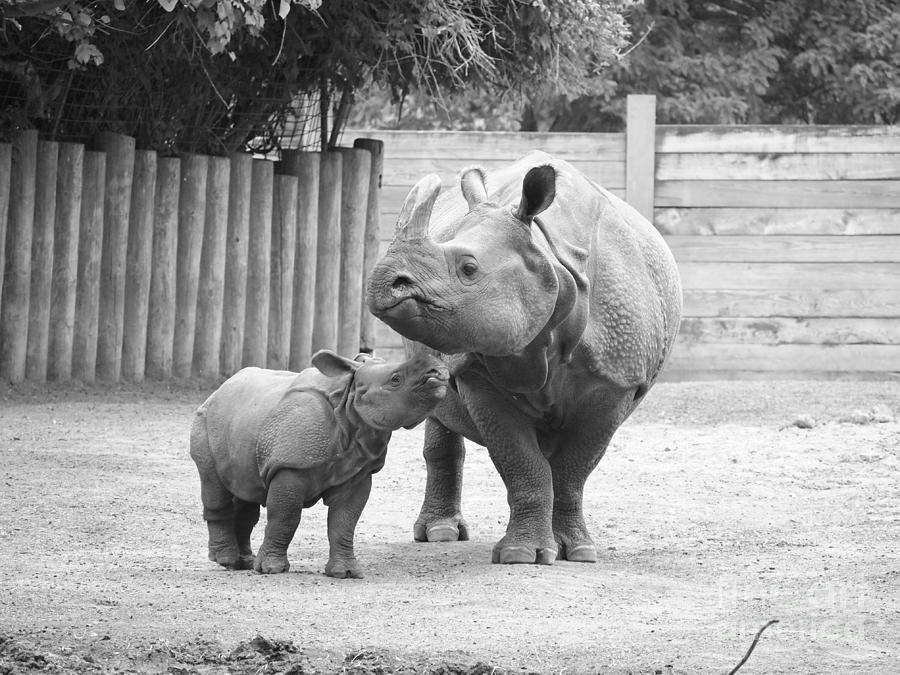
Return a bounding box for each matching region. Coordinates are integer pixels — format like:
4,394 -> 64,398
311,350 -> 361,376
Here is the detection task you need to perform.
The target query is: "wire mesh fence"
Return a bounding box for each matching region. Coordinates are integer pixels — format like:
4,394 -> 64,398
0,11 -> 334,154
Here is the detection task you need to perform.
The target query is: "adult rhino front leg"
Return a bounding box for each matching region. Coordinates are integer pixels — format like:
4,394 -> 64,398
550,388 -> 640,562
414,417 -> 470,543
457,372 -> 556,565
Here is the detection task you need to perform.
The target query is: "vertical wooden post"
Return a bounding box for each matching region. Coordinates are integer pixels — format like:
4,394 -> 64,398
220,153 -> 252,377
0,143 -> 11,308
48,142 -> 84,381
625,94 -> 657,223
96,132 -> 136,381
193,156 -> 230,378
268,173 -> 298,369
72,151 -> 106,383
282,151 -> 319,371
173,154 -> 208,377
312,151 -> 342,353
25,140 -> 59,381
121,150 -> 157,382
0,130 -> 38,383
353,138 -> 384,354
145,157 -> 180,380
242,159 -> 273,368
336,147 -> 371,357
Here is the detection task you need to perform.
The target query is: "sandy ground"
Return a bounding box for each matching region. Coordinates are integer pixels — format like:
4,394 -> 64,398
0,379 -> 898,674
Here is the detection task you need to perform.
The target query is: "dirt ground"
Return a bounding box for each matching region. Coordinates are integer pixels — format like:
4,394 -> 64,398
0,378 -> 898,674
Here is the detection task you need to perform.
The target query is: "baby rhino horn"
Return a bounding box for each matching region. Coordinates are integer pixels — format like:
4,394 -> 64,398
396,174 -> 442,240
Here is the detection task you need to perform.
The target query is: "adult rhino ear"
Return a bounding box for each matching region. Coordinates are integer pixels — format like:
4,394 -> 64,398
311,350 -> 361,377
460,166 -> 488,209
514,165 -> 556,222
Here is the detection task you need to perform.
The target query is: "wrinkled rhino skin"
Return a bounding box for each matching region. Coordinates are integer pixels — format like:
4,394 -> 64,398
366,152 -> 682,565
189,350 -> 448,577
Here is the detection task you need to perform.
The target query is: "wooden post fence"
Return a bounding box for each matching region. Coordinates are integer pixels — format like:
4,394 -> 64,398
312,151 -> 342,354
48,143 -> 83,381
0,130 -> 38,383
219,153 -> 252,377
353,138 -> 384,354
243,159 -> 273,368
25,140 -> 58,382
337,147 -> 371,357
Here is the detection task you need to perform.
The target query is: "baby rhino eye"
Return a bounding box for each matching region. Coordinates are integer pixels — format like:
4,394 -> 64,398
389,372 -> 402,385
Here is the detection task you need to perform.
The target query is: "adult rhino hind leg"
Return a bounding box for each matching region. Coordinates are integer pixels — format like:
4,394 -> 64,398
414,417 -> 470,543
189,414 -> 240,569
550,389 -> 638,563
232,498 -> 260,570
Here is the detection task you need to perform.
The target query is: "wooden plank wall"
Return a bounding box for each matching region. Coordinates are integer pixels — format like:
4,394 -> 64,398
352,100 -> 900,379
0,133 -> 380,384
656,125 -> 900,379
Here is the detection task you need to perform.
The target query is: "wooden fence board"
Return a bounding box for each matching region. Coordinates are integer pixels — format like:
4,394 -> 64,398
72,151 -> 106,383
220,153 -> 252,377
682,289 -> 900,318
655,179 -> 900,208
0,143 -> 10,307
121,150 -> 157,382
679,262 -> 900,290
679,317 -> 900,345
337,147 -> 370,357
48,143 -> 83,381
354,138 -> 384,354
657,125 -> 900,153
382,159 -> 626,189
193,156 -> 230,378
0,130 -> 38,383
667,235 -> 900,262
657,152 -> 900,181
25,140 -> 59,381
655,208 -> 900,236
268,173 -> 297,370
281,151 -> 319,371
351,130 -> 626,160
312,151 -> 342,353
173,154 -> 208,377
626,94 -> 656,220
243,159 -> 273,368
146,157 -> 180,380
96,132 -> 136,381
666,342 -> 900,373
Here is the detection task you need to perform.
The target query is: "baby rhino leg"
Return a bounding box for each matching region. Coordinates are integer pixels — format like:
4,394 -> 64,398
324,474 -> 372,579
190,417 -> 240,569
255,469 -> 310,574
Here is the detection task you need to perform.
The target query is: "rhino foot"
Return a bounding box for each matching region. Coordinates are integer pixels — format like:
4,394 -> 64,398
491,544 -> 556,565
413,516 -> 469,542
253,550 -> 290,574
325,557 -> 364,579
556,543 -> 597,563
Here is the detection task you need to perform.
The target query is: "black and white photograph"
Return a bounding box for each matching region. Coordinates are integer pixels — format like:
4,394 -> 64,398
0,1 -> 898,672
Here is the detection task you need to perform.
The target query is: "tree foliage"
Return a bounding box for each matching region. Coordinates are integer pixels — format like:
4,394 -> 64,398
545,0 -> 900,130
0,0 -> 630,152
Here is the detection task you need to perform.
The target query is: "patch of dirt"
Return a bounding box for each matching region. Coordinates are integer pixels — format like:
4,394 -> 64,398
1,379 -> 898,674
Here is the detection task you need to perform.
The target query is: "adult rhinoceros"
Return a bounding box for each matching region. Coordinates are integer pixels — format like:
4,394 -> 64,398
366,151 -> 682,565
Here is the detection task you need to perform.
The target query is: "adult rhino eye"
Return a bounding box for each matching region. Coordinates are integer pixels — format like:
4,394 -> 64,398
457,256 -> 479,283
462,262 -> 477,276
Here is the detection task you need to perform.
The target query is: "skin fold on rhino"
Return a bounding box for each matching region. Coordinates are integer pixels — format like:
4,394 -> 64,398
189,350 -> 448,577
366,151 -> 683,565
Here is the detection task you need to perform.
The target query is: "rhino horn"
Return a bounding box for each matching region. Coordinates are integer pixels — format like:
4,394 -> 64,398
396,173 -> 442,240
460,166 -> 488,209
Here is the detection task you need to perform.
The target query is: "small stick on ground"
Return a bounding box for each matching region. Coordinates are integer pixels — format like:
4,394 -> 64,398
727,619 -> 779,675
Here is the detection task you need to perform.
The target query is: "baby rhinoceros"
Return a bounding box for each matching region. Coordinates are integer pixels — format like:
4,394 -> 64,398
189,350 -> 449,578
